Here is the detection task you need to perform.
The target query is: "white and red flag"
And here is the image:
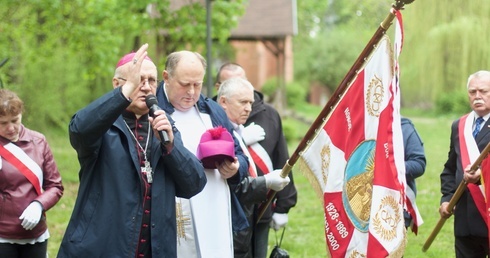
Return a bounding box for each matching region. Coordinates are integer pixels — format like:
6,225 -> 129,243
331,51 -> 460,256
482,156 -> 490,246
297,13 -> 408,257
393,11 -> 424,235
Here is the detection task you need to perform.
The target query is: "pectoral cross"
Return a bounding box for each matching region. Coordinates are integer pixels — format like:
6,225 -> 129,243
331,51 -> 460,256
142,161 -> 153,183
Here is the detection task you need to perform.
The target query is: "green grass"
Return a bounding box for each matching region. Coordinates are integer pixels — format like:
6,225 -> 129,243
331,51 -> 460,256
43,112 -> 459,257
42,129 -> 78,257
402,115 -> 457,258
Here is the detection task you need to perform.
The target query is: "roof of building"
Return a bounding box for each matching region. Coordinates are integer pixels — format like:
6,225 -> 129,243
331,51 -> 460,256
230,0 -> 297,40
167,0 -> 297,40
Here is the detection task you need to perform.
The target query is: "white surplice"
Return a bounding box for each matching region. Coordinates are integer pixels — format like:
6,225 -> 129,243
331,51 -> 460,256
172,106 -> 233,258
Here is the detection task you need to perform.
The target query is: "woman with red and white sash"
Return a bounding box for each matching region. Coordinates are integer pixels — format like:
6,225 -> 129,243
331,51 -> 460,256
0,89 -> 63,258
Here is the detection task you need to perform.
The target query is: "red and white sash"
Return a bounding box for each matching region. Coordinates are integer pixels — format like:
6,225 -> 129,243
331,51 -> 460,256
0,143 -> 43,195
405,182 -> 423,233
247,143 -> 273,175
233,131 -> 257,178
459,113 -> 487,223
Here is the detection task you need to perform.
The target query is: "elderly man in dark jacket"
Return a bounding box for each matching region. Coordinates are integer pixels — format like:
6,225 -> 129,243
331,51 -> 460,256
440,70 -> 490,257
58,44 -> 206,258
216,77 -> 291,258
215,63 -> 297,258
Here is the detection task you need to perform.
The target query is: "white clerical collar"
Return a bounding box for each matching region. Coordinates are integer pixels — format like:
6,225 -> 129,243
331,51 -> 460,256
231,122 -> 245,135
163,83 -> 171,103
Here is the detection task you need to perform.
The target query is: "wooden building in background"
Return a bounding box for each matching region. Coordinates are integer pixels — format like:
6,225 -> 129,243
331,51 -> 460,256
227,0 -> 297,93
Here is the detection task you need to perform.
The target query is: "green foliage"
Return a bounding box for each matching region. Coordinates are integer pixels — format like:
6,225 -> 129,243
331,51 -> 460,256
293,0 -> 490,110
281,117 -> 302,144
293,0 -> 393,93
0,0 -> 245,130
44,128 -> 79,183
285,80 -> 308,108
152,0 -> 244,53
295,0 -> 329,37
261,77 -> 308,108
260,77 -> 278,97
281,118 -> 296,143
434,90 -> 470,115
327,0 -> 393,29
401,0 -> 490,108
402,115 -> 457,257
294,29 -> 371,92
293,100 -> 322,115
18,49 -> 89,130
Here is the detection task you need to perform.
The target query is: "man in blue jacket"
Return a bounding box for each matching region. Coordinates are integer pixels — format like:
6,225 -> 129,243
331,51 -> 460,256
401,117 -> 426,231
58,44 -> 206,258
156,50 -> 249,257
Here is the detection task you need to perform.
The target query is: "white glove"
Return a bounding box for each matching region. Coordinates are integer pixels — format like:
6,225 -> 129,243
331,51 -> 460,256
19,201 -> 43,230
241,122 -> 266,145
270,213 -> 288,231
264,169 -> 290,191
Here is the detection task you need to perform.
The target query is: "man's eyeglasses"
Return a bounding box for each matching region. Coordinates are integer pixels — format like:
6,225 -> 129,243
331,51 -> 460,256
118,77 -> 158,87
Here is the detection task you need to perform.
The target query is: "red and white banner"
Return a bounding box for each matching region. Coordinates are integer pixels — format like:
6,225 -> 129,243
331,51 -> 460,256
393,10 -> 423,235
297,14 -> 407,257
482,157 -> 490,246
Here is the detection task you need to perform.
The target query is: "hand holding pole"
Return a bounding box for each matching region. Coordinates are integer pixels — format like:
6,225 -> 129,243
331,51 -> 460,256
422,141 -> 490,252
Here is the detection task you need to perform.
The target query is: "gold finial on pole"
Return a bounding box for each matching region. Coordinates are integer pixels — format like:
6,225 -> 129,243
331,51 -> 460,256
393,0 -> 416,10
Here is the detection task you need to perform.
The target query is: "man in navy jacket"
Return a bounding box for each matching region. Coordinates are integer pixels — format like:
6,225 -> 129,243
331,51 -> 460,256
215,63 -> 297,258
440,70 -> 490,257
58,44 -> 206,257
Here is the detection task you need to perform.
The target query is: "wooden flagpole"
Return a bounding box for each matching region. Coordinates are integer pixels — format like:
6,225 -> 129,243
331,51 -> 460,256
256,0 -> 416,223
422,141 -> 490,252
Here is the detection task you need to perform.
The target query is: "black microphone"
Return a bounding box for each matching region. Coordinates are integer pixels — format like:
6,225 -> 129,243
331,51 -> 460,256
145,94 -> 171,145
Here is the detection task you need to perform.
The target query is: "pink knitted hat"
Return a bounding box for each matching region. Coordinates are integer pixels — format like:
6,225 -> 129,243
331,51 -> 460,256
116,52 -> 152,68
197,126 -> 235,169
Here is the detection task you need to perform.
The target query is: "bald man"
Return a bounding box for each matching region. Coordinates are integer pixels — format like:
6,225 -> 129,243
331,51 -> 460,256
156,51 -> 249,257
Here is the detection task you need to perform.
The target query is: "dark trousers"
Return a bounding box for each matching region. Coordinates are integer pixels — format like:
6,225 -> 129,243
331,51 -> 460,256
455,235 -> 489,258
253,222 -> 270,258
0,240 -> 48,258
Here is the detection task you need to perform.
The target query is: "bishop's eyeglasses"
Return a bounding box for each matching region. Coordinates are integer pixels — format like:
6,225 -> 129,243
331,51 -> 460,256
117,76 -> 158,88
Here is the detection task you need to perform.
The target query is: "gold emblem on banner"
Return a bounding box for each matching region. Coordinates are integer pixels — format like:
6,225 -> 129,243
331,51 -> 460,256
348,250 -> 367,258
366,75 -> 384,117
372,195 -> 401,241
345,150 -> 374,222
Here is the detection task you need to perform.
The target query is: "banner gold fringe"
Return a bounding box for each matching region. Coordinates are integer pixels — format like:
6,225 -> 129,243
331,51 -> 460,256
296,156 -> 325,205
